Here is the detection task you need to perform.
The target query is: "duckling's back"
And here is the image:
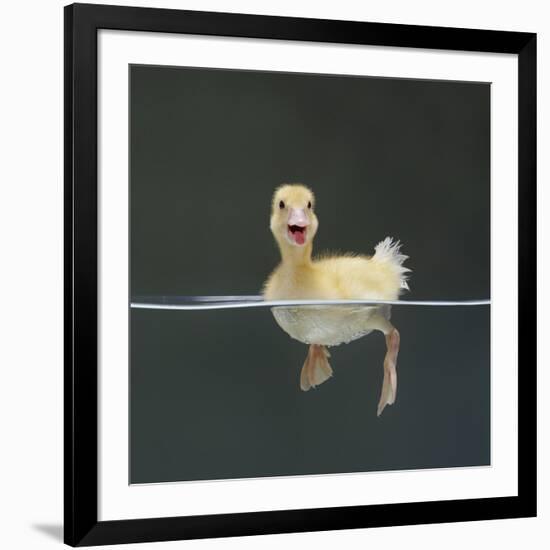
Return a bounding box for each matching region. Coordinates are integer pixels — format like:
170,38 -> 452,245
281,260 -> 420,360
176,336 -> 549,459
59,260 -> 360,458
314,237 -> 410,301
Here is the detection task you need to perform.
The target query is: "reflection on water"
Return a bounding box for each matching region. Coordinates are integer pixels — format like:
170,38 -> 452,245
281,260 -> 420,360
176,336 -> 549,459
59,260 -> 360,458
131,295 -> 490,347
131,295 -> 491,309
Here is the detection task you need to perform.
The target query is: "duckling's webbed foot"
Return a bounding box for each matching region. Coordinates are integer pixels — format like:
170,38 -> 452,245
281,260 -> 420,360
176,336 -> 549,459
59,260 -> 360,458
377,328 -> 400,417
300,344 -> 333,391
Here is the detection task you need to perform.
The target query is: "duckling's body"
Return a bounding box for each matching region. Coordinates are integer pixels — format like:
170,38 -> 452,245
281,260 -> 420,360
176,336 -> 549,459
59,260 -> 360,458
264,243 -> 407,303
263,184 -> 410,416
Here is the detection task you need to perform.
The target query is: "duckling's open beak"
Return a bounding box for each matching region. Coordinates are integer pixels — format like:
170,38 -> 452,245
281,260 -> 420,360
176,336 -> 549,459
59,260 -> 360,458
287,208 -> 309,246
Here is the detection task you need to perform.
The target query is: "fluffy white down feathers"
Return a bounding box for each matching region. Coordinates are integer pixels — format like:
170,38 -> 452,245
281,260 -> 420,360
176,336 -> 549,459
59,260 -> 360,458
373,237 -> 411,291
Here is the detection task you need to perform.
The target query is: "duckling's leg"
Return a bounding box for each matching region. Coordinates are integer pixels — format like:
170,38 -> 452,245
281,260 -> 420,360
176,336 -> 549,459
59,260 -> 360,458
300,344 -> 333,391
369,315 -> 400,416
378,328 -> 400,416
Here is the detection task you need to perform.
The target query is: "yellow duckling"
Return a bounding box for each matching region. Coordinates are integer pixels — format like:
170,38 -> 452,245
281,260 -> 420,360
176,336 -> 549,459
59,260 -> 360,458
263,184 -> 410,416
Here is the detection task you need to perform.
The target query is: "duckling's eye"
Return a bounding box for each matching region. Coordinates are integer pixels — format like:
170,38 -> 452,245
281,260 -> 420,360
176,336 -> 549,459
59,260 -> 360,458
279,200 -> 285,209
307,201 -> 312,209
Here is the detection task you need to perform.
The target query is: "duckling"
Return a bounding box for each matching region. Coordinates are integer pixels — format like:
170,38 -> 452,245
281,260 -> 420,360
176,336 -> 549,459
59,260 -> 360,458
263,184 -> 410,416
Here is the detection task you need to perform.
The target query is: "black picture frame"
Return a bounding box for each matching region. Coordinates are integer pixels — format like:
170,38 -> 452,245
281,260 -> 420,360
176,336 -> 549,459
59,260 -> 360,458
64,2 -> 537,546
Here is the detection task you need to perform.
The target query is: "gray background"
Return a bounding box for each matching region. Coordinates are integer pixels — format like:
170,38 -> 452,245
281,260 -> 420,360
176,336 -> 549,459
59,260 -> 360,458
130,65 -> 490,484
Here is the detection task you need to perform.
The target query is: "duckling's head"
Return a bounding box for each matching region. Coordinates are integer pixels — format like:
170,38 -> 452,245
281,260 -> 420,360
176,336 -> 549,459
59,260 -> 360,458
270,184 -> 318,249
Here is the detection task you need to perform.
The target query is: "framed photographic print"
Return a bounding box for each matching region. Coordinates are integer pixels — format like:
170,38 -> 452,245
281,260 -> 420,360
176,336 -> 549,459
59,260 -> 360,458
64,2 -> 537,546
